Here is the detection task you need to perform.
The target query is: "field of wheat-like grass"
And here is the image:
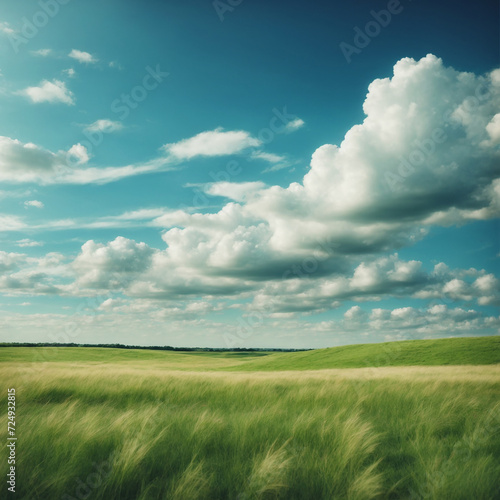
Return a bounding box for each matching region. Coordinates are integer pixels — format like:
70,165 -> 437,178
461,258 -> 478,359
1,350 -> 499,499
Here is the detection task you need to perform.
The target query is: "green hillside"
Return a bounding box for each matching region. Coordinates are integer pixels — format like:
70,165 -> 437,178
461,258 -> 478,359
0,345 -> 270,370
1,336 -> 498,371
223,336 -> 500,371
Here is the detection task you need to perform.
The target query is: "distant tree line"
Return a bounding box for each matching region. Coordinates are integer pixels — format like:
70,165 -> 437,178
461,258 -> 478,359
0,342 -> 309,352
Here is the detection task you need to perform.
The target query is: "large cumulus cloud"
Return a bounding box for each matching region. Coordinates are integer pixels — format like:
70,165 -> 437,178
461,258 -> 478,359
138,55 -> 500,293
244,55 -> 500,253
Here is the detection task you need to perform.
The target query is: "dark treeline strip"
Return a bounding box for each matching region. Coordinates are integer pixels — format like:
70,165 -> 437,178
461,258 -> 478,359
0,342 -> 308,352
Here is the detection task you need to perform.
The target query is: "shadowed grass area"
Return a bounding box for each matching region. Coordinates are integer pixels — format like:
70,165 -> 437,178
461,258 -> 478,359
1,363 -> 500,499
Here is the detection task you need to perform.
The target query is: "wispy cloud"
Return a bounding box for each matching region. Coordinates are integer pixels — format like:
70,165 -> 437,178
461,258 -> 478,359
0,22 -> 14,35
284,118 -> 305,133
262,163 -> 293,173
251,151 -> 286,163
163,128 -> 261,160
202,181 -> 267,202
16,239 -> 43,248
85,119 -> 123,133
31,48 -> 52,57
0,126 -> 276,185
0,214 -> 27,231
0,207 -> 175,233
0,188 -> 35,200
62,68 -> 76,78
0,135 -> 176,185
251,150 -> 291,173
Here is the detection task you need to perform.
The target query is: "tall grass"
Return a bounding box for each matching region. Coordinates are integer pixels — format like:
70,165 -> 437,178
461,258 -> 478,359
0,363 -> 499,499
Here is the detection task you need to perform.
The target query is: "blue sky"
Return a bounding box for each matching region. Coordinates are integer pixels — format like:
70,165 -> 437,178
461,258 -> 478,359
0,0 -> 498,348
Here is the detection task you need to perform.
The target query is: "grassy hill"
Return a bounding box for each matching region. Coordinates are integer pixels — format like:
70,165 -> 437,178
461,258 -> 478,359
223,336 -> 500,371
1,335 -> 499,499
0,345 -> 270,370
0,336 -> 498,371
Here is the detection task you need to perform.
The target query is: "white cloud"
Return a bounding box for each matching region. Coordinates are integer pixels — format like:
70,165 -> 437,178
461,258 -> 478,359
83,208 -> 172,229
163,128 -> 261,160
229,54 -> 500,260
344,305 -> 367,322
0,136 -> 68,183
0,125 -> 264,185
0,251 -> 67,296
0,135 -> 178,185
284,118 -> 305,132
0,22 -> 14,35
250,151 -> 292,173
0,189 -> 33,200
31,48 -> 52,57
85,119 -> 123,133
67,144 -> 90,165
115,208 -> 170,221
203,181 -> 267,202
72,237 -> 156,290
484,113 -> 500,145
474,274 -> 498,294
16,239 -> 43,248
63,68 -> 76,78
473,274 -> 500,305
245,255 -> 499,315
63,157 -> 175,185
0,214 -> 26,231
19,79 -> 74,105
24,200 -> 44,209
68,49 -> 97,64
51,208 -> 173,230
364,304 -> 495,337
0,125 -> 272,185
262,163 -> 293,174
0,251 -> 26,272
251,151 -> 286,163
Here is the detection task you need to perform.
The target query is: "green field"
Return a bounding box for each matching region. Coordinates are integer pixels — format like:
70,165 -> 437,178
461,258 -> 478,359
2,336 -> 499,370
1,336 -> 500,499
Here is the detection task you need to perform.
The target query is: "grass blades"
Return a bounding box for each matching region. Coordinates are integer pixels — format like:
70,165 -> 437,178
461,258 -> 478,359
1,361 -> 499,499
